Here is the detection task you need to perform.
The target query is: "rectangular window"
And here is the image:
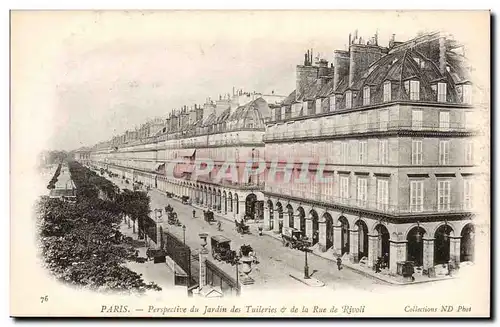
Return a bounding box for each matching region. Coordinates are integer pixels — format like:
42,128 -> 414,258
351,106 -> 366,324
439,140 -> 450,165
411,140 -> 423,165
464,179 -> 473,210
329,96 -> 336,111
438,180 -> 451,211
379,109 -> 389,130
377,179 -> 389,211
379,139 -> 388,165
341,142 -> 349,164
358,141 -> 367,164
410,180 -> 424,212
412,109 -> 423,130
363,86 -> 370,106
410,80 -> 420,100
383,81 -> 391,102
302,101 -> 308,115
357,177 -> 368,206
346,91 -> 352,109
465,141 -> 474,165
439,111 -> 450,130
437,82 -> 447,102
315,98 -> 322,113
340,176 -> 349,203
463,84 -> 472,104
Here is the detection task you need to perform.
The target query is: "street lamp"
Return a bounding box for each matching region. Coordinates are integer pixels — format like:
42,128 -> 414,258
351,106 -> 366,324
443,220 -> 450,242
415,221 -> 422,243
182,225 -> 186,244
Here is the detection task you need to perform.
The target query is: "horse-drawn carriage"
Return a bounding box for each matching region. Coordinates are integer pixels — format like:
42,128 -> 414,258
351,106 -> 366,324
281,226 -> 311,250
181,195 -> 190,205
167,211 -> 182,226
210,235 -> 238,265
235,219 -> 250,234
204,210 -> 215,223
164,204 -> 173,213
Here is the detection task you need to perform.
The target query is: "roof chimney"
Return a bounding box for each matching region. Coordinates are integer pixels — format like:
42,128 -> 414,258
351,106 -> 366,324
439,35 -> 446,74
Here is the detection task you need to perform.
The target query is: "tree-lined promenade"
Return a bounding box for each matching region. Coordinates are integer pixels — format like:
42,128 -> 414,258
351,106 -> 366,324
37,161 -> 161,293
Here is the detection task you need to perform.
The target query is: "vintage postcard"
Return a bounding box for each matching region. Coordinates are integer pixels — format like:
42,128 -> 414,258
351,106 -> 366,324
10,10 -> 491,317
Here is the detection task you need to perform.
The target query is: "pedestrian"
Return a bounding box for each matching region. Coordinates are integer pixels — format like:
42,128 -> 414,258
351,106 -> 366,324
375,257 -> 382,273
192,209 -> 196,219
217,220 -> 222,231
336,257 -> 342,271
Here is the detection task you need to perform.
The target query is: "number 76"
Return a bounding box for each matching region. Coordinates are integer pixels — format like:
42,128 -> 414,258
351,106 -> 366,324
40,295 -> 48,303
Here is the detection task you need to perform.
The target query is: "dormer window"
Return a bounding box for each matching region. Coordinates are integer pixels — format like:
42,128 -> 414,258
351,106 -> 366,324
409,80 -> 420,101
437,82 -> 447,102
302,101 -> 308,113
462,84 -> 472,104
383,81 -> 391,102
363,86 -> 370,106
345,91 -> 352,109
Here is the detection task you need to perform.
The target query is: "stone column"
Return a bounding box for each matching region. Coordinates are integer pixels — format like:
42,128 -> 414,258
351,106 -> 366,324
423,238 -> 435,273
273,210 -> 280,234
199,240 -> 209,288
389,240 -> 407,275
294,214 -> 301,232
263,205 -> 271,231
305,218 -> 313,241
367,234 -> 379,269
449,236 -> 461,267
318,221 -> 327,252
349,229 -> 360,263
333,226 -> 342,256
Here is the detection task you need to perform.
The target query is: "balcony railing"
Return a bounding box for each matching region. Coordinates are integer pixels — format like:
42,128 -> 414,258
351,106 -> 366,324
264,120 -> 475,141
265,186 -> 473,215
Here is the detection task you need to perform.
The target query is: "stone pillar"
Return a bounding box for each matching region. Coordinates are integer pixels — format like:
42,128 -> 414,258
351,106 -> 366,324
305,218 -> 313,241
263,205 -> 271,231
367,234 -> 379,269
237,201 -> 246,222
349,229 -> 360,263
423,238 -> 435,273
333,226 -> 342,256
273,210 -> 280,234
294,214 -> 301,232
389,240 -> 407,275
318,221 -> 327,252
449,236 -> 461,267
199,243 -> 209,288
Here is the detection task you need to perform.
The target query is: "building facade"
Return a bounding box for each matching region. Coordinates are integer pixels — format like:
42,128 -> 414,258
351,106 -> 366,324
83,31 -> 481,276
263,31 -> 479,275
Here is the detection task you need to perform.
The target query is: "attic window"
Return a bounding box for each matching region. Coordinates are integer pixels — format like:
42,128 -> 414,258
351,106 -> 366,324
409,80 -> 420,101
437,82 -> 447,102
363,86 -> 370,106
383,81 -> 391,102
462,84 -> 472,104
345,91 -> 352,109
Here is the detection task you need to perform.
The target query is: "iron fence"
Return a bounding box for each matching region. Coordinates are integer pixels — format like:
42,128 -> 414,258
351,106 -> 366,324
163,230 -> 192,286
205,259 -> 240,296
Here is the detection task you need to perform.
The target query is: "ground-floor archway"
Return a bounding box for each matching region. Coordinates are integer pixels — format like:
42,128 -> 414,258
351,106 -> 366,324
228,192 -> 233,212
276,202 -> 283,233
297,207 -> 306,236
375,224 -> 390,267
245,193 -> 257,220
267,200 -> 274,230
286,204 -> 294,228
356,220 -> 369,259
339,216 -> 350,255
324,213 -> 333,249
460,223 -> 475,262
407,226 -> 426,266
310,210 -> 319,245
223,191 -> 227,214
434,224 -> 454,265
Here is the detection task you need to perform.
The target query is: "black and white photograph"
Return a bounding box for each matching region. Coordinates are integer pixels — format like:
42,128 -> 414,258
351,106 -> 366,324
10,10 -> 491,317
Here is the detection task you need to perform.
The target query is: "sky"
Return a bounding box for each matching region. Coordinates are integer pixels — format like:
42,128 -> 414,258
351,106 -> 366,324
11,11 -> 490,152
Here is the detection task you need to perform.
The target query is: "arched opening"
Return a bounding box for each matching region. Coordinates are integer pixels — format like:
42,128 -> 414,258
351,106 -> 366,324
339,216 -> 350,255
309,210 -> 319,245
297,207 -> 306,236
434,224 -> 454,265
323,213 -> 334,249
234,193 -> 239,215
245,193 -> 257,220
286,204 -> 294,228
267,200 -> 274,230
222,191 -> 227,214
276,202 -> 283,233
207,188 -> 212,207
228,192 -> 233,212
356,220 -> 369,260
407,226 -> 426,267
217,190 -> 222,211
375,224 -> 390,267
460,223 -> 475,262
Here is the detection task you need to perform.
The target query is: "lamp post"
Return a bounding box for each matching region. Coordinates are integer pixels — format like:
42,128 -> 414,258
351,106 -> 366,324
182,225 -> 186,244
304,247 -> 310,279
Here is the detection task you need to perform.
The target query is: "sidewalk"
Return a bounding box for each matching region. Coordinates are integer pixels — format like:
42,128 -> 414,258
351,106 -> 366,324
261,229 -> 455,285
